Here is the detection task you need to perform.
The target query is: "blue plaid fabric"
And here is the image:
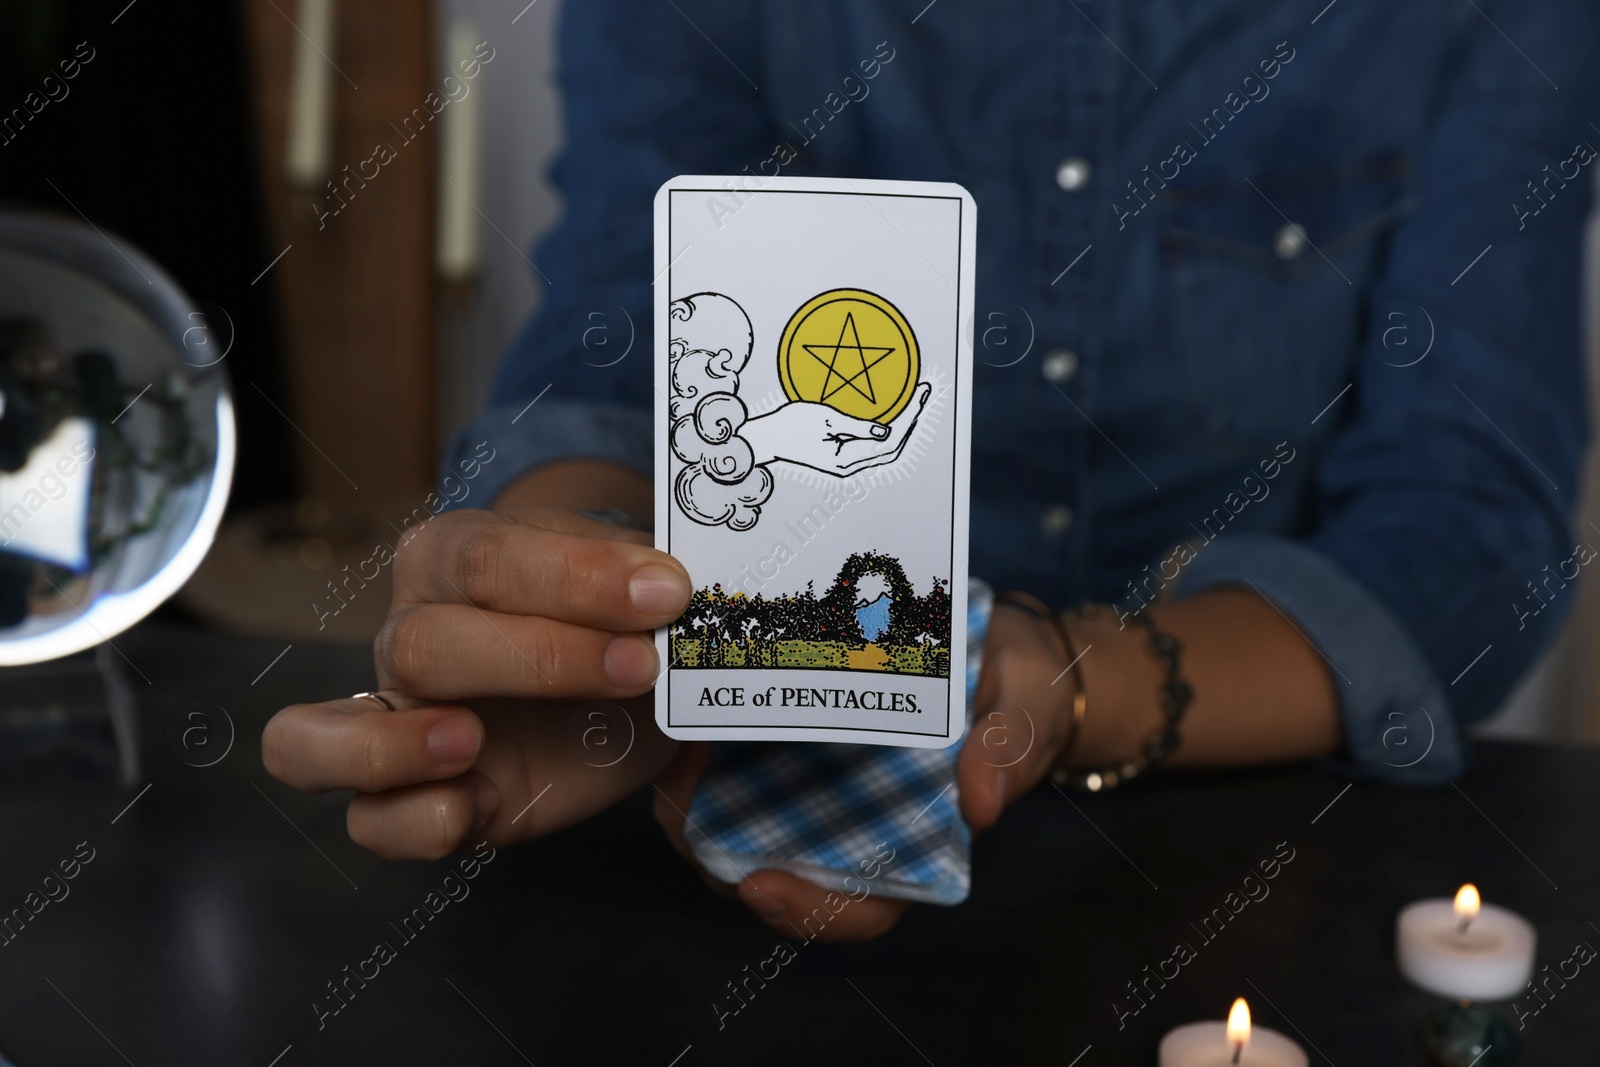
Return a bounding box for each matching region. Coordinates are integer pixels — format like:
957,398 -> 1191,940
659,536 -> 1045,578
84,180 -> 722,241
688,579 -> 993,906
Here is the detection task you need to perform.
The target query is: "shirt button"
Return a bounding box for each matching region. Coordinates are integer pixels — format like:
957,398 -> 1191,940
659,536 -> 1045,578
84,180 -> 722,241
1055,157 -> 1092,192
1273,223 -> 1308,260
1041,505 -> 1074,535
1041,348 -> 1079,383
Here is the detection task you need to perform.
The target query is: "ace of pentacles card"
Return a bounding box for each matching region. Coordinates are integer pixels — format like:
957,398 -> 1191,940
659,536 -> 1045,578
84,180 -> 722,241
654,175 -> 975,748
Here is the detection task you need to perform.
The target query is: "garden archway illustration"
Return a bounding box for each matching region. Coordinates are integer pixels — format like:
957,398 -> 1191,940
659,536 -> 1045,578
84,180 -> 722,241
668,552 -> 951,677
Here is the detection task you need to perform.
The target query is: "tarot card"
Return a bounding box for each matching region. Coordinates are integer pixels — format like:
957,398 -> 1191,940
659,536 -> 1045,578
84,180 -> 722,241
653,175 -> 975,748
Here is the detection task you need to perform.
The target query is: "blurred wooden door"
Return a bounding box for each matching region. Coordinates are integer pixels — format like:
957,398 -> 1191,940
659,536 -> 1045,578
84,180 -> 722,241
240,0 -> 437,501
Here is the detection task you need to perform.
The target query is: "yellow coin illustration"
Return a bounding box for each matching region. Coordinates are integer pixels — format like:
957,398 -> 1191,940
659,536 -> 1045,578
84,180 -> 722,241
777,288 -> 919,423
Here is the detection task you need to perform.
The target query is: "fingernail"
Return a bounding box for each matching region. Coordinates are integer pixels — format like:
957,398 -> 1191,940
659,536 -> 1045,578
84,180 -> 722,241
427,717 -> 481,763
744,891 -> 786,920
605,634 -> 660,689
630,563 -> 689,615
871,424 -> 889,439
473,778 -> 500,826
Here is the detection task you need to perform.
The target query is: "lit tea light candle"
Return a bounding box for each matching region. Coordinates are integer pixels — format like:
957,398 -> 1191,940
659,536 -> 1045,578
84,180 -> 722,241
1228,998 -> 1251,1064
1159,998 -> 1309,1067
1397,884 -> 1536,1001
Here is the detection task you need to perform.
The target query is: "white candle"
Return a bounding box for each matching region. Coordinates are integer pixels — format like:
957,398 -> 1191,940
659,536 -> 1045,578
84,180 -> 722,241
1396,884 -> 1535,1001
436,19 -> 484,280
285,0 -> 336,187
1159,999 -> 1308,1067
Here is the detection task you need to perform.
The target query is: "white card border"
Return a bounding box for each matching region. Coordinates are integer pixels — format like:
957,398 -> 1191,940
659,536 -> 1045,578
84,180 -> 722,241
653,175 -> 975,749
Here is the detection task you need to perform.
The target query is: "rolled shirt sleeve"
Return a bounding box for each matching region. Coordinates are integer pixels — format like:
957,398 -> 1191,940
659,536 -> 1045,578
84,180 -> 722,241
441,400 -> 651,511
1173,534 -> 1466,785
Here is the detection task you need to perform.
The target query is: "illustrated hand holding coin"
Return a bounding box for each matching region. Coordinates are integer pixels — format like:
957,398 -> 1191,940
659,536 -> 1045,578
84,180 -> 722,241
742,289 -> 934,475
668,287 -> 934,530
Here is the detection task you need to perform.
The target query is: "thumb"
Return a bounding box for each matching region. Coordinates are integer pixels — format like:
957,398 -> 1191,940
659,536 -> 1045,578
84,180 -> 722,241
961,684 -> 1075,832
959,625 -> 1012,831
953,675 -> 1056,831
833,412 -> 892,440
960,698 -> 1062,833
959,705 -> 1023,832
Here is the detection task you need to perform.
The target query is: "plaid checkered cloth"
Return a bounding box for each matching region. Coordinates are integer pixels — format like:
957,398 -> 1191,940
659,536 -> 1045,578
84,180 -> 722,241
688,578 -> 994,905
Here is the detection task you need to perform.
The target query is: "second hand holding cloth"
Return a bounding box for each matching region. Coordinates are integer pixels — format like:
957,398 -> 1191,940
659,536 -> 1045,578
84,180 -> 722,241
686,579 -> 993,905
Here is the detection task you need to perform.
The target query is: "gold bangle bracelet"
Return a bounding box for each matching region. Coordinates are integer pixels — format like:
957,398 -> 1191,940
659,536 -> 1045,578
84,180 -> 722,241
992,590 -> 1088,760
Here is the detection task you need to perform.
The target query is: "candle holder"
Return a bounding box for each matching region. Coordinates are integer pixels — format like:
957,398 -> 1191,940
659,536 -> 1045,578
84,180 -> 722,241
1397,885 -> 1533,1066
1420,1001 -> 1519,1067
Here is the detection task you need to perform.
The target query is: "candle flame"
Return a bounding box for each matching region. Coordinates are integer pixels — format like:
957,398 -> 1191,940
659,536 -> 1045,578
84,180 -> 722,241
1454,884 -> 1481,921
1227,998 -> 1251,1047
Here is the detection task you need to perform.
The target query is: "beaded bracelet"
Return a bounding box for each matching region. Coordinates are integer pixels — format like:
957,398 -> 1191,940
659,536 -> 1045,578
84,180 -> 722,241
1051,604 -> 1193,793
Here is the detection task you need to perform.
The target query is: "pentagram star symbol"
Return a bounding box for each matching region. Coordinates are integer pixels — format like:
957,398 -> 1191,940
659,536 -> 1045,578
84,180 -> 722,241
800,312 -> 897,404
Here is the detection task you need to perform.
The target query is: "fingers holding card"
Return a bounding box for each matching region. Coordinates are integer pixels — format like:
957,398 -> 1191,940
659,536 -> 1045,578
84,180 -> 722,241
653,176 -> 975,749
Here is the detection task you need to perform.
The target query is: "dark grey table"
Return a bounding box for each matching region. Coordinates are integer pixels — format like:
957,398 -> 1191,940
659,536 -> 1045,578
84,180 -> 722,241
0,622 -> 1593,1065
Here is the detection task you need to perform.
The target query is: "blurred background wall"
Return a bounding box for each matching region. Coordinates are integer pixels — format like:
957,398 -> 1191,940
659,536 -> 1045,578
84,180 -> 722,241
1485,211 -> 1600,745
434,0 -> 563,444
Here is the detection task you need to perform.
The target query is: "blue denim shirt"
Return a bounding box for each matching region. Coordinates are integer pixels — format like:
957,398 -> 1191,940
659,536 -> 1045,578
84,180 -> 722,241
443,0 -> 1598,785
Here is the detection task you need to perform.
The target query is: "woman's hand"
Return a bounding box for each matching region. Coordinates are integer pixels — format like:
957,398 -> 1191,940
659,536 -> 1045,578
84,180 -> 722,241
263,691 -> 677,857
958,601 -> 1089,831
649,599 -> 1087,942
650,741 -> 918,942
262,506 -> 691,858
741,382 -> 932,475
650,584 -> 1347,941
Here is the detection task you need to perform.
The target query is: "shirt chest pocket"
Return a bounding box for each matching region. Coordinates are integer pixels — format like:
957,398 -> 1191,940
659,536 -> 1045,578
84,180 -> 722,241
1160,159 -> 1416,451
